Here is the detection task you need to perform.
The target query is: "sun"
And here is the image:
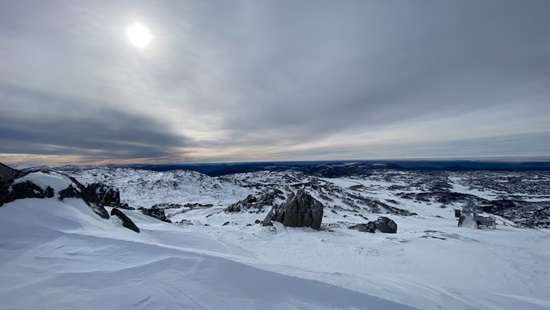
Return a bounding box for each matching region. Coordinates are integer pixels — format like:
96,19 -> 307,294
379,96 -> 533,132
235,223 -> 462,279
126,22 -> 152,48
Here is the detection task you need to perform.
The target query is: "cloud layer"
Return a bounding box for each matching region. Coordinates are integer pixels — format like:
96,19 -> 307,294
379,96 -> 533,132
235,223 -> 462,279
1,0 -> 549,164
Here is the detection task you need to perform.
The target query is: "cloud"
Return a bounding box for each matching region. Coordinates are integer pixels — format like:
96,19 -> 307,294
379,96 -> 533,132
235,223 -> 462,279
1,0 -> 549,164
0,83 -> 188,162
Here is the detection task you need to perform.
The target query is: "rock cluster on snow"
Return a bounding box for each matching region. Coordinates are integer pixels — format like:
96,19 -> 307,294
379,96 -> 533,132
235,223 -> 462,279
263,189 -> 324,230
1,181 -> 55,206
0,163 -> 140,233
225,189 -> 285,213
81,183 -> 131,209
349,216 -> 398,233
57,180 -> 130,219
140,206 -> 171,223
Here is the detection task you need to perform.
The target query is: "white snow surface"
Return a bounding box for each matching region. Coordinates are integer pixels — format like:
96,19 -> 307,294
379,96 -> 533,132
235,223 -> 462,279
73,168 -> 250,209
0,198 -> 412,310
14,171 -> 73,192
1,168 -> 550,310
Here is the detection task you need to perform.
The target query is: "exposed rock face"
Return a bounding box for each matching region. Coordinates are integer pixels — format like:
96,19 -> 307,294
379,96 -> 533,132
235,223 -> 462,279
58,184 -> 81,200
225,190 -> 285,213
0,163 -> 19,183
140,206 -> 171,223
81,183 -> 128,209
58,183 -> 111,219
264,190 -> 324,230
1,181 -> 54,206
349,216 -> 397,233
110,208 -> 140,233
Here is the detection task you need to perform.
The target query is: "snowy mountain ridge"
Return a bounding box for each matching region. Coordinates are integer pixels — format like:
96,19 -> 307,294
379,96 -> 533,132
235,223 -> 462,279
1,164 -> 550,310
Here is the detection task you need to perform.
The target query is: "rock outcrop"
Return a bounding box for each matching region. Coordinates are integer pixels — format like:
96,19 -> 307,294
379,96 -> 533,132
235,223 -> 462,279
140,206 -> 171,223
0,162 -> 19,183
111,208 -> 140,233
225,190 -> 285,213
349,216 -> 397,233
58,183 -> 112,219
263,190 -> 324,230
1,181 -> 54,206
81,183 -> 130,209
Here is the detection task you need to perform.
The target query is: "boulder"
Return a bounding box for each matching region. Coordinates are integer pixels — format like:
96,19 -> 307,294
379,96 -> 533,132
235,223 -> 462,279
349,216 -> 398,234
110,208 -> 140,233
349,222 -> 376,233
264,190 -> 324,230
374,216 -> 397,233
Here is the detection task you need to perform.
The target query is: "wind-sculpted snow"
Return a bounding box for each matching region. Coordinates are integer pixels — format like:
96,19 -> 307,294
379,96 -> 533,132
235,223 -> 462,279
0,198 -> 416,310
2,166 -> 550,309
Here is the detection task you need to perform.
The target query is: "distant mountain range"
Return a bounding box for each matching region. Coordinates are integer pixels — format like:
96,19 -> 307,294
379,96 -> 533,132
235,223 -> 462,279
117,160 -> 550,177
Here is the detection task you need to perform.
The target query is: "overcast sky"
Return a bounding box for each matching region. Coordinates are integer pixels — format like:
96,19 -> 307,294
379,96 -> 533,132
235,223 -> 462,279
1,0 -> 549,165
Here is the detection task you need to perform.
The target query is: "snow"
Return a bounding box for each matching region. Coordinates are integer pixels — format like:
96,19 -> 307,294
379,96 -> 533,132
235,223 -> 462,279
449,176 -> 499,200
71,168 -> 250,209
14,171 -> 73,192
2,168 -> 550,310
185,210 -> 550,310
0,198 -> 414,310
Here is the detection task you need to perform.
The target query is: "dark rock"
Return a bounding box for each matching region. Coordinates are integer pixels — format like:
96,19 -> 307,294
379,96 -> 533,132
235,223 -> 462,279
92,205 -> 110,219
140,206 -> 171,223
375,216 -> 398,233
58,184 -> 82,200
110,208 -> 140,233
264,190 -> 324,230
1,181 -> 52,206
58,183 -> 110,219
226,190 -> 285,212
349,222 -> 376,233
349,217 -> 398,234
81,183 -> 123,207
254,219 -> 261,224
45,186 -> 54,198
222,221 -> 230,226
0,162 -> 19,183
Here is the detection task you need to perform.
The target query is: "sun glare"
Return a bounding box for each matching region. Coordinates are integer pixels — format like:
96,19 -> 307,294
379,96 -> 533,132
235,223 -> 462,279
126,22 -> 152,48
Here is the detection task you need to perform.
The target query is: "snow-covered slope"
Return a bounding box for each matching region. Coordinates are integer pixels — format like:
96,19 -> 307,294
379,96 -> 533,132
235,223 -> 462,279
0,197 -> 413,310
71,168 -> 250,209
2,167 -> 550,309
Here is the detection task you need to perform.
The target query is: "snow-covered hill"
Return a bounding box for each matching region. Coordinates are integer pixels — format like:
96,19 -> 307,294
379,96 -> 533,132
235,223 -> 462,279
1,198 -> 415,310
71,168 -> 251,209
1,166 -> 550,309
